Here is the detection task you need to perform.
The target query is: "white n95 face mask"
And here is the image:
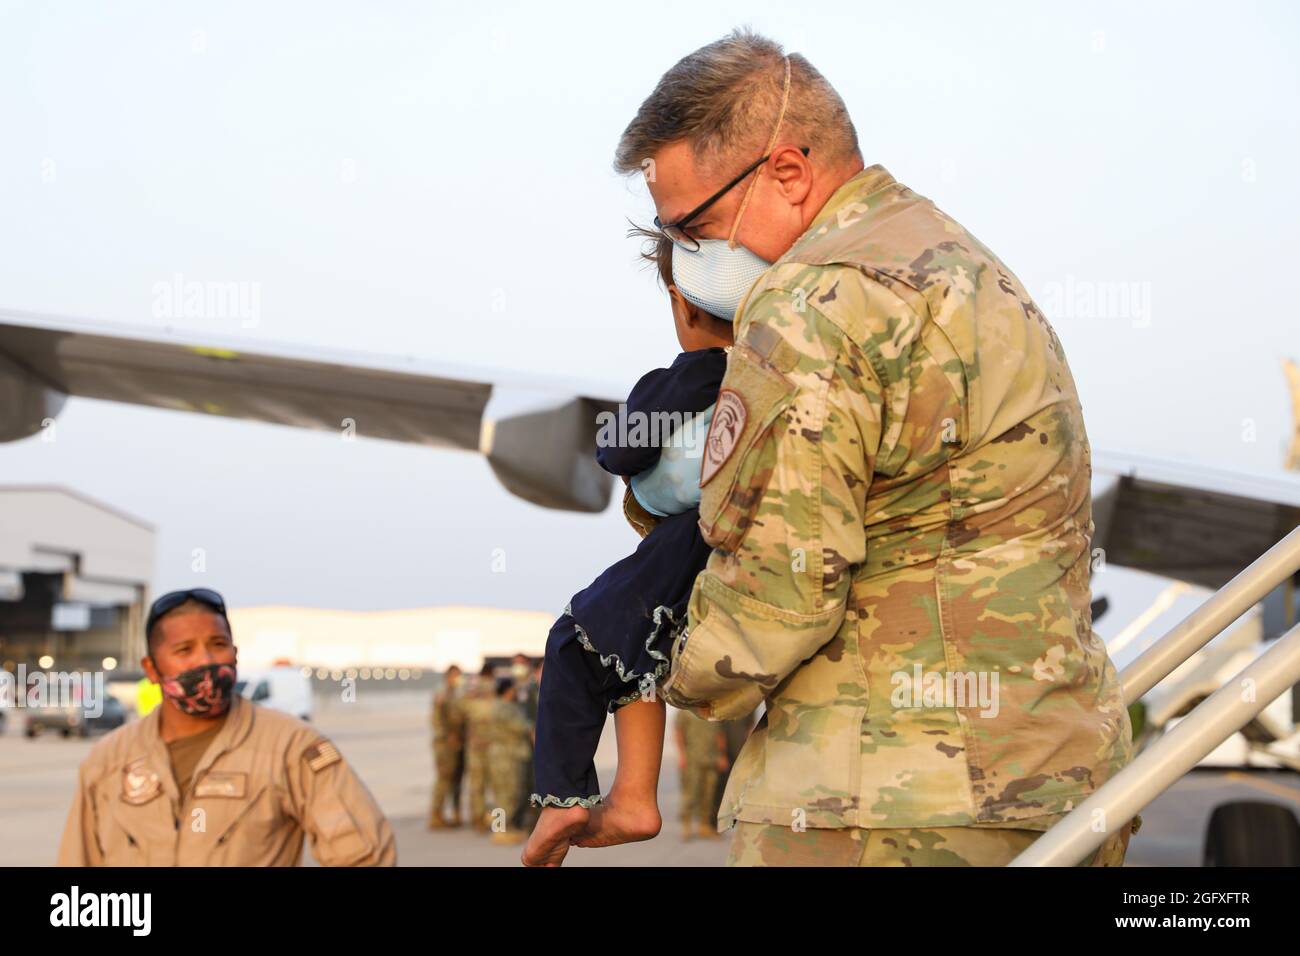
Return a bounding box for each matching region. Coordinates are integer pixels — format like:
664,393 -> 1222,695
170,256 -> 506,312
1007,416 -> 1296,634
671,239 -> 772,322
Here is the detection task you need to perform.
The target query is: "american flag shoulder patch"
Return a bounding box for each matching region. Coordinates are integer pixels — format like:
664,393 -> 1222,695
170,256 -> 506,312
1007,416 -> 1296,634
304,739 -> 341,773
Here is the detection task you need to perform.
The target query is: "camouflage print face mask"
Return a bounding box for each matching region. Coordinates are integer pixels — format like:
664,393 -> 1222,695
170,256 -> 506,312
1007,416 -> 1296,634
159,662 -> 237,717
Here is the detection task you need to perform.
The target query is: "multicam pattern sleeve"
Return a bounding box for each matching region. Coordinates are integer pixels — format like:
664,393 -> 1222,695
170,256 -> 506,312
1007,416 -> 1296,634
659,166 -> 1133,831
660,277 -> 885,721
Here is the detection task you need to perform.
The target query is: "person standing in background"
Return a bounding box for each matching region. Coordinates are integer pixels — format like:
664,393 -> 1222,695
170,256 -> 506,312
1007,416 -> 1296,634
428,664 -> 466,830
674,708 -> 726,841
60,588 -> 395,866
510,655 -> 540,833
461,662 -> 497,833
486,677 -> 533,846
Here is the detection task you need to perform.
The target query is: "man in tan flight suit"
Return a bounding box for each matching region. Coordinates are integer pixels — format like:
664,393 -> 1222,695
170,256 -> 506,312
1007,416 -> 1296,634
58,587 -> 395,866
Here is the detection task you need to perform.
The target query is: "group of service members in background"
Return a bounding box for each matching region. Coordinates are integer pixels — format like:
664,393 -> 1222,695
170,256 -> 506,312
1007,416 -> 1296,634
430,656 -> 753,843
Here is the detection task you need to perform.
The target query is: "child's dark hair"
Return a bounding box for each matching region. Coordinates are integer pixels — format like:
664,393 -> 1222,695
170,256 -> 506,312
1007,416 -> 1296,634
627,220 -> 675,290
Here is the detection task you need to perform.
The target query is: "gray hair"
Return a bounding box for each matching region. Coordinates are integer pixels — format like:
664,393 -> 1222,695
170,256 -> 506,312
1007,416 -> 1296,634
614,27 -> 861,181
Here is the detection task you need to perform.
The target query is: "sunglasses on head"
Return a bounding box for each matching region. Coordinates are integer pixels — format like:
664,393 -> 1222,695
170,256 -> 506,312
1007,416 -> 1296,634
146,587 -> 228,640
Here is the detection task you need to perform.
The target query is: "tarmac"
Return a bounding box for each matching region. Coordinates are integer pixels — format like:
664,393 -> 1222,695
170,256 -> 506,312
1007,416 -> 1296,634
2,688 -> 1297,867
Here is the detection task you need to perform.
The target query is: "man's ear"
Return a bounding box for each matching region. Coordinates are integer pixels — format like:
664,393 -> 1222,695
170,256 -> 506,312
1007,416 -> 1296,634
770,143 -> 813,205
141,655 -> 160,684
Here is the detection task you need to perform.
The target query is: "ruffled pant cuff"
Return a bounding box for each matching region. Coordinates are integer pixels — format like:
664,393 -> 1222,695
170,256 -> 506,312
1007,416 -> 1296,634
529,792 -> 604,809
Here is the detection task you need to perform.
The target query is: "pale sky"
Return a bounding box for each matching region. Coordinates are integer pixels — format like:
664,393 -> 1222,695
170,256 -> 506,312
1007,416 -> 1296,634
1,0 -> 1297,616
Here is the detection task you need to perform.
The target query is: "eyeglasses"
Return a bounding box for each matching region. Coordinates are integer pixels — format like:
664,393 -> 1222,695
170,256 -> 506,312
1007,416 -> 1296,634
654,146 -> 810,252
146,587 -> 228,639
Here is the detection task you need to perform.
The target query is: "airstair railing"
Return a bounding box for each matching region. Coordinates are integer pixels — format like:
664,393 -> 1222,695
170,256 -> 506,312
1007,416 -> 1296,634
1120,525 -> 1300,705
1009,525 -> 1300,866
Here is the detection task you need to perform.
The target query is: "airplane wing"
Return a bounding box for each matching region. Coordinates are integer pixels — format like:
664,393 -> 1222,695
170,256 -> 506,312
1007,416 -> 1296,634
7,309 -> 1300,551
0,309 -> 620,513
1092,449 -> 1300,590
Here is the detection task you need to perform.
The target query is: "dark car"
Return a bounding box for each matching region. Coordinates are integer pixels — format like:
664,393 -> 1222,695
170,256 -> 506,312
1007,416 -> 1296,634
24,695 -> 128,738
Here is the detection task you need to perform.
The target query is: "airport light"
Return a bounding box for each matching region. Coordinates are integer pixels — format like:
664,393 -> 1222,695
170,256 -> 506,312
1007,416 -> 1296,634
102,657 -> 117,670
38,655 -> 53,669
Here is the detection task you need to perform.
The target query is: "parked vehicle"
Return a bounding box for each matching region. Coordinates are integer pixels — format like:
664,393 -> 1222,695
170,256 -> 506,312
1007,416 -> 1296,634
24,695 -> 128,738
235,666 -> 312,721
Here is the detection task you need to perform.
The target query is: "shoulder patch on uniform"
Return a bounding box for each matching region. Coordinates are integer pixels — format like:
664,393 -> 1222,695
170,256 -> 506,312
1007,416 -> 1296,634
741,320 -> 801,374
304,739 -> 341,773
742,321 -> 781,360
700,388 -> 747,487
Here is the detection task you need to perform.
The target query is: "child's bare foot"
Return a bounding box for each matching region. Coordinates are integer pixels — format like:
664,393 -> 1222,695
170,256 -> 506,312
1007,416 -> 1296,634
572,791 -> 661,848
521,804 -> 589,867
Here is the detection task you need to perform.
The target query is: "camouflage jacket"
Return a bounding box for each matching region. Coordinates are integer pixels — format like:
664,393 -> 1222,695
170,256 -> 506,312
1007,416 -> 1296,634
657,165 -> 1133,830
461,685 -> 496,756
431,686 -> 465,749
485,699 -> 533,762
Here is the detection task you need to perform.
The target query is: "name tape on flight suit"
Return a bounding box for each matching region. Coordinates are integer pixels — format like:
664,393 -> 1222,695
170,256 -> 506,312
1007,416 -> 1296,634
195,772 -> 247,798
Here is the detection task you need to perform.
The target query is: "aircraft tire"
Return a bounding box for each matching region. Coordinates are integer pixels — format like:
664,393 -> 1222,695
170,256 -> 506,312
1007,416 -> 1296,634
1203,799 -> 1300,866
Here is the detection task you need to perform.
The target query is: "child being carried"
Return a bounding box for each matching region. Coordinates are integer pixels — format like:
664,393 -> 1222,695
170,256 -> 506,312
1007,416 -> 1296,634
523,235 -> 736,866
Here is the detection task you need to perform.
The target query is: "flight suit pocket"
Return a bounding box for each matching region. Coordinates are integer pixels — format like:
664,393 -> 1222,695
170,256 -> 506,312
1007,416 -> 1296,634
309,785 -> 372,866
207,784 -> 273,858
107,800 -> 164,866
698,343 -> 797,553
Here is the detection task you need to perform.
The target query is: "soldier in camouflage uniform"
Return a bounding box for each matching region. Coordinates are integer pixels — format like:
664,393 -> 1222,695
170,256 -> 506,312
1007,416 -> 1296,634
611,29 -> 1135,866
674,707 -> 726,839
428,664 -> 466,829
486,677 -> 534,846
461,663 -> 497,833
510,655 -> 540,831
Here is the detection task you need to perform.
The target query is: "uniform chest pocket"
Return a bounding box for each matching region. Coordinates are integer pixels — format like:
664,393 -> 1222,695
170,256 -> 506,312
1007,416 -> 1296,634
698,343 -> 798,554
106,800 -> 167,866
202,783 -> 273,849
